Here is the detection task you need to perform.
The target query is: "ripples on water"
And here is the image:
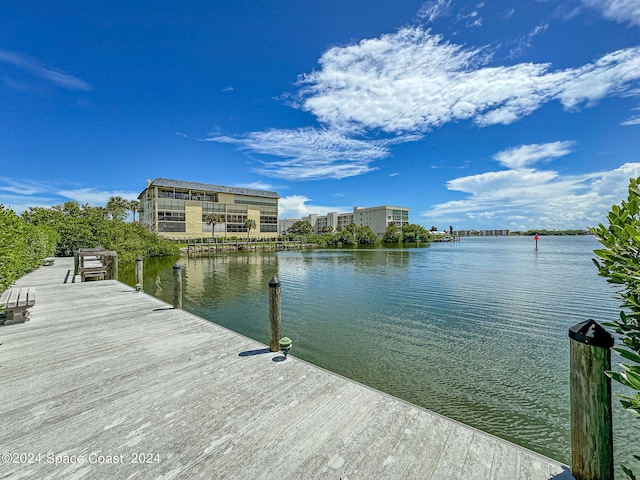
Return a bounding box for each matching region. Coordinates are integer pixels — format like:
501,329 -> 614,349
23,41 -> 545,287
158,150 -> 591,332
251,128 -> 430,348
123,236 -> 636,470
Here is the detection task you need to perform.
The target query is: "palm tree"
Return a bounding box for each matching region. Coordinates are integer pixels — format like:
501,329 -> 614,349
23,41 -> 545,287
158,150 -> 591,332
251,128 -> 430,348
128,199 -> 140,222
205,213 -> 225,239
243,218 -> 256,240
106,196 -> 129,221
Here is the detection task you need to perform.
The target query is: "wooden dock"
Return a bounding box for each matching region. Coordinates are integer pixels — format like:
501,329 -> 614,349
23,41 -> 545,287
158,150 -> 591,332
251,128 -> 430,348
0,258 -> 574,479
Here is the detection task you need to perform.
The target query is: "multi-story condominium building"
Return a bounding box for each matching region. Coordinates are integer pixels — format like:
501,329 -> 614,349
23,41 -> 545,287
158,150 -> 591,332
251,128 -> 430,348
478,229 -> 510,236
452,229 -> 511,236
280,206 -> 410,236
138,178 -> 280,240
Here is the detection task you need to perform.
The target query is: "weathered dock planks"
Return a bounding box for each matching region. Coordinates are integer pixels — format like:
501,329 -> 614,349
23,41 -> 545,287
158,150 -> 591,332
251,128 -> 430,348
0,258 -> 574,479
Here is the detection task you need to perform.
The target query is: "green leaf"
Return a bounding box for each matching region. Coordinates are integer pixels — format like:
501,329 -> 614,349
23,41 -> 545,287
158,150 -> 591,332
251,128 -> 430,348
608,370 -> 636,388
621,464 -> 636,480
625,370 -> 640,390
615,348 -> 640,364
607,370 -> 626,383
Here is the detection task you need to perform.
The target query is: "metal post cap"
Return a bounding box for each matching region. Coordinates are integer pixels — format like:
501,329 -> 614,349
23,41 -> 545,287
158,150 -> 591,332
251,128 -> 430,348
269,276 -> 280,288
279,337 -> 292,349
136,257 -> 143,262
173,263 -> 181,270
568,319 -> 614,348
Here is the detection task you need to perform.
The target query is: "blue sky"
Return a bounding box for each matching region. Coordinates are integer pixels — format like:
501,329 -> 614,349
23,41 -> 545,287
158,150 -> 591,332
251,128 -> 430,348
2,0 -> 640,230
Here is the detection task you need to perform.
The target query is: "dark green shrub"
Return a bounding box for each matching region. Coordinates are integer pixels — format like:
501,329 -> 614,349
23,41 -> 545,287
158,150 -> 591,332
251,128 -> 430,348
591,177 -> 640,479
0,205 -> 58,292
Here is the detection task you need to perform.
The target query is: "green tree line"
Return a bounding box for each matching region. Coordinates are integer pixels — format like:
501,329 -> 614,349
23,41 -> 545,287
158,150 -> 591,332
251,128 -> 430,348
23,201 -> 178,263
285,220 -> 432,247
0,200 -> 178,293
0,205 -> 59,292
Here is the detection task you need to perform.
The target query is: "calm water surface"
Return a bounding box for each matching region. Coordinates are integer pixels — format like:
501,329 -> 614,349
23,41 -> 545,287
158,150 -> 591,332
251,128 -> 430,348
122,236 -> 637,470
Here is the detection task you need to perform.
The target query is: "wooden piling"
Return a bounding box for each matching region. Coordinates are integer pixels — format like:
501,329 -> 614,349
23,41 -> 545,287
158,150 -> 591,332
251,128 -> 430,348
135,257 -> 143,290
111,253 -> 118,280
173,263 -> 182,309
568,319 -> 614,480
268,276 -> 281,352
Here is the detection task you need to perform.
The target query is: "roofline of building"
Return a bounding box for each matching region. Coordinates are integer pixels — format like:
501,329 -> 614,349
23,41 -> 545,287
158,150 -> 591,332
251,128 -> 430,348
353,205 -> 410,211
140,177 -> 280,199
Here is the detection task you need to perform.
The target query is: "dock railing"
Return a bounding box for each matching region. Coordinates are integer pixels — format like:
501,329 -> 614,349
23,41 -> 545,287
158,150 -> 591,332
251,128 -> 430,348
75,247 -> 118,281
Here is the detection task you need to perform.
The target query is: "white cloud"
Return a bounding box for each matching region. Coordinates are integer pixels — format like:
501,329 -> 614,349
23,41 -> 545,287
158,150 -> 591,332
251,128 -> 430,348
424,142 -> 640,230
278,195 -> 349,218
210,128 -> 399,180
417,0 -> 452,23
211,26 -> 640,182
58,188 -> 140,205
457,8 -> 483,28
236,181 -> 279,191
0,177 -> 51,196
0,50 -> 91,91
299,27 -> 640,133
508,23 -> 549,58
622,107 -> 640,125
581,0 -> 640,27
493,141 -> 575,169
0,177 -> 140,213
0,194 -> 59,215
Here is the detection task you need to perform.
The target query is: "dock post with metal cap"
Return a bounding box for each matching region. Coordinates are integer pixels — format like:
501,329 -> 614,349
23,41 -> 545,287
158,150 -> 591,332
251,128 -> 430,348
568,319 -> 614,480
172,263 -> 182,309
269,276 -> 282,352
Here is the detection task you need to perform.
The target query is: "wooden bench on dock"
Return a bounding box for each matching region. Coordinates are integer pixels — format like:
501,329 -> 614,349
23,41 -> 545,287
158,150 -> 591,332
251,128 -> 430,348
0,287 -> 36,325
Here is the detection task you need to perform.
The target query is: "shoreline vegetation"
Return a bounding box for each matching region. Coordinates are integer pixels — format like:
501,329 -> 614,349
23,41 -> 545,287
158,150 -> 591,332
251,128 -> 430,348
512,229 -> 592,236
0,201 -> 178,291
178,221 -> 435,254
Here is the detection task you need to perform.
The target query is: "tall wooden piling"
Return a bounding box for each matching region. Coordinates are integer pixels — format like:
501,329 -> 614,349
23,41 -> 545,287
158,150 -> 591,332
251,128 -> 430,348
268,276 -> 281,352
111,253 -> 118,281
568,319 -> 614,480
173,263 -> 182,309
135,257 -> 143,290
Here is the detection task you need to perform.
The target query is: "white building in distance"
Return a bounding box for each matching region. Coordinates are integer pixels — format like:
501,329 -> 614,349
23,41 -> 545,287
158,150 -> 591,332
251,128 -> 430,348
280,206 -> 410,236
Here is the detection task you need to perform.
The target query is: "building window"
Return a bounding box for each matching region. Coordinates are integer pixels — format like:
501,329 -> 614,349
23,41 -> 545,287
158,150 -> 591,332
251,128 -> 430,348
158,211 -> 185,221
227,205 -> 248,214
235,197 -> 277,207
226,224 -> 248,233
159,222 -> 186,233
157,198 -> 185,210
226,214 -> 247,224
189,191 -> 217,202
260,224 -> 278,232
260,206 -> 278,215
202,202 -> 225,213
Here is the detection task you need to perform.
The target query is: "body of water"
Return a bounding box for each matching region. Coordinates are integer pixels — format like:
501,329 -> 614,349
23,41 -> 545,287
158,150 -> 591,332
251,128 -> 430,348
121,235 -> 637,471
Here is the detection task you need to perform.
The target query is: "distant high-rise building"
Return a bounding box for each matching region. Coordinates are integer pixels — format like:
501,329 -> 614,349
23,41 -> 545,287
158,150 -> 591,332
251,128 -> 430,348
280,206 -> 410,236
